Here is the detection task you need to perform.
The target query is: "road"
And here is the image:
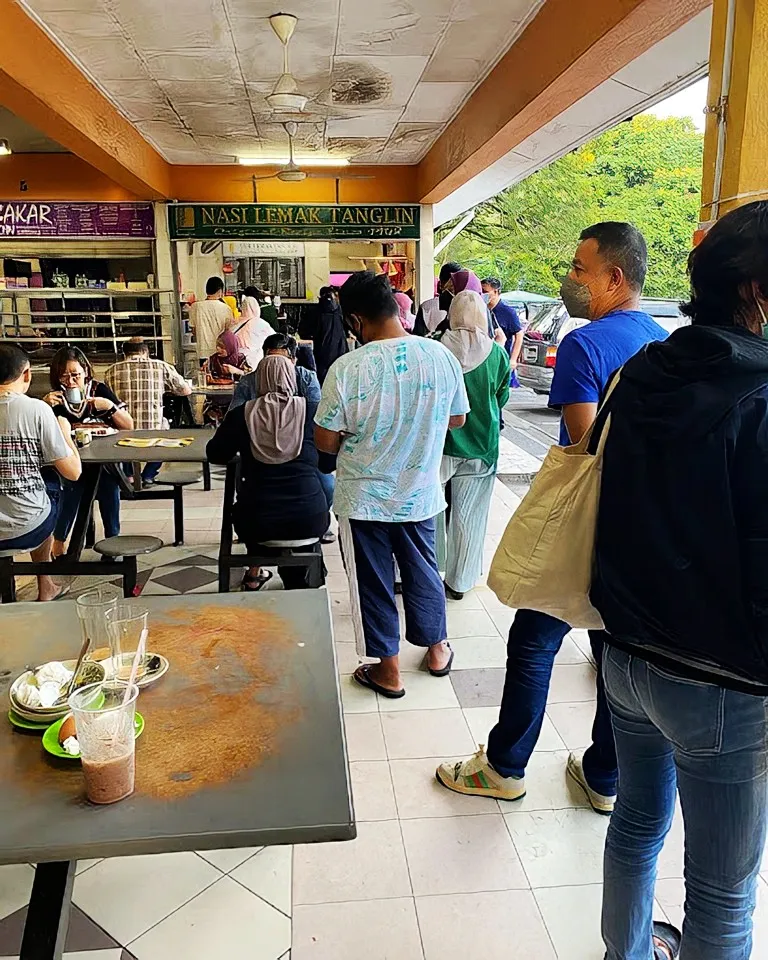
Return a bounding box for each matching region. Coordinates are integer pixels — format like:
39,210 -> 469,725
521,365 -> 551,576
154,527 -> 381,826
494,387 -> 560,493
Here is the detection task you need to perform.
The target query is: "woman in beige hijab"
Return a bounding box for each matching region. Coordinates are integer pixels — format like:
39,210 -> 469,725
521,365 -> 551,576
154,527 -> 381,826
437,291 -> 511,599
207,354 -> 329,590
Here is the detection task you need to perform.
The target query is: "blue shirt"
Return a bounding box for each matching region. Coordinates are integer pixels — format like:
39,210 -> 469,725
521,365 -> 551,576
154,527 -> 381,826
549,309 -> 668,445
491,300 -> 523,354
315,337 -> 469,522
229,365 -> 320,411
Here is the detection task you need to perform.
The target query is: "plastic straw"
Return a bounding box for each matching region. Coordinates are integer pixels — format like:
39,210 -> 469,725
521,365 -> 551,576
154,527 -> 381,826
111,627 -> 148,747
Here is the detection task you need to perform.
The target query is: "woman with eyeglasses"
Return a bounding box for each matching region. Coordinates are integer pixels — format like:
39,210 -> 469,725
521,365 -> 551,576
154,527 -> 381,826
43,347 -> 133,558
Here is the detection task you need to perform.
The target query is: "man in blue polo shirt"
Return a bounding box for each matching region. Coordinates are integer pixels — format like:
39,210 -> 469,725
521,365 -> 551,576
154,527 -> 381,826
437,222 -> 667,816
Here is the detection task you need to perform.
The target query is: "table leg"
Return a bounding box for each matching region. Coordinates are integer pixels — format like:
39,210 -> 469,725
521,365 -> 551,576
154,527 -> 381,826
20,860 -> 75,960
67,465 -> 100,559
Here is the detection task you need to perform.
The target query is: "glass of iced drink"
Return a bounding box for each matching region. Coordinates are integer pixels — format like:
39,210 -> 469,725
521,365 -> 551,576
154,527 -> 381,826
76,586 -> 120,659
69,680 -> 139,804
105,605 -> 149,681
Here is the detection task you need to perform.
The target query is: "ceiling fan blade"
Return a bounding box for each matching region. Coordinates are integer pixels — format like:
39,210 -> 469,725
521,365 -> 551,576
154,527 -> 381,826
305,173 -> 375,180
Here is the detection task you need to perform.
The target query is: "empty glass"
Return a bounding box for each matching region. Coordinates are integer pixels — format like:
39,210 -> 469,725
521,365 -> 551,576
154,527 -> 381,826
105,604 -> 149,682
76,586 -> 120,660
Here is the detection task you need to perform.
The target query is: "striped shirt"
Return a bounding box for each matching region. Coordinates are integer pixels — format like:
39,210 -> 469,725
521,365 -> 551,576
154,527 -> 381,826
105,358 -> 190,430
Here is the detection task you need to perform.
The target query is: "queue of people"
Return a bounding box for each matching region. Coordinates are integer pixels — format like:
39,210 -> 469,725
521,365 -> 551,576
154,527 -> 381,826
1,208 -> 766,959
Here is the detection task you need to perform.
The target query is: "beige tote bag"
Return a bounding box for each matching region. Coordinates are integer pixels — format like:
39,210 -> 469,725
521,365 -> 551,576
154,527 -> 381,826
488,375 -> 620,629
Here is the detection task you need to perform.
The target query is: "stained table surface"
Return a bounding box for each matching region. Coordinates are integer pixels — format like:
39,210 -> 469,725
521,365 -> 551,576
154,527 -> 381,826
0,591 -> 353,864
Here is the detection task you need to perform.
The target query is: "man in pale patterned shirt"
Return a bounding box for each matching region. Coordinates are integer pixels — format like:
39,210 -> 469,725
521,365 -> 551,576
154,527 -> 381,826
315,272 -> 469,700
105,339 -> 191,484
190,277 -> 234,363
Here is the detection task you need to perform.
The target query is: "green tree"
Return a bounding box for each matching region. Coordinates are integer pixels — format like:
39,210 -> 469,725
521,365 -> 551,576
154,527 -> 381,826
439,115 -> 703,300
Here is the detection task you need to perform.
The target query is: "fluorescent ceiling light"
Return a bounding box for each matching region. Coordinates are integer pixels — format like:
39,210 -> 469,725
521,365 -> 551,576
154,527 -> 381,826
238,157 -> 349,167
0,139 -> 11,156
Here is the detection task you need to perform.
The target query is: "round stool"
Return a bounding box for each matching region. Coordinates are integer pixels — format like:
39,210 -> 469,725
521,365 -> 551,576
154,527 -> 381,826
93,536 -> 163,558
93,535 -> 163,597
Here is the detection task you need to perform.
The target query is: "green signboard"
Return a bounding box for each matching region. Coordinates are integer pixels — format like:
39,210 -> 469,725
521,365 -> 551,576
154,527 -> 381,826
168,203 -> 420,241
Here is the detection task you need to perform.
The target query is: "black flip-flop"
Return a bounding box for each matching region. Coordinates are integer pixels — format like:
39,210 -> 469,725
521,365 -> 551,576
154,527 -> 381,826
353,664 -> 405,699
428,644 -> 454,677
653,921 -> 681,960
241,570 -> 273,592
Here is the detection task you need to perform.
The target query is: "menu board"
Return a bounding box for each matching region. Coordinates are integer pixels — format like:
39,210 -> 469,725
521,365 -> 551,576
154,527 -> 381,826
0,202 -> 155,239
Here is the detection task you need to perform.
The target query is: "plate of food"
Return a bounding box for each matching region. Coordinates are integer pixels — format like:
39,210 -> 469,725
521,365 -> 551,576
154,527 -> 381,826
10,660 -> 106,724
42,712 -> 144,760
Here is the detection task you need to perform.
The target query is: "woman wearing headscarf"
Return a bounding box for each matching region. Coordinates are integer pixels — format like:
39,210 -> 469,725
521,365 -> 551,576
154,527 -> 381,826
207,354 -> 329,590
436,269 -> 503,343
436,290 -> 510,600
230,295 -> 274,369
311,286 -> 349,384
204,330 -> 249,425
393,291 -> 415,332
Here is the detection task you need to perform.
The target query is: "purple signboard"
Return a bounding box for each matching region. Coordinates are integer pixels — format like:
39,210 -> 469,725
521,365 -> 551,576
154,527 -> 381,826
0,202 -> 155,239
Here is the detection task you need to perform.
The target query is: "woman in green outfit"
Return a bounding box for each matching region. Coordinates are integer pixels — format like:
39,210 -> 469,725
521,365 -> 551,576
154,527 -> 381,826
437,290 -> 511,599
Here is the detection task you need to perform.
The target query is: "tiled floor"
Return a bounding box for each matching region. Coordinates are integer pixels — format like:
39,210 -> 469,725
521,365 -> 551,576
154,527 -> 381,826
2,469 -> 768,958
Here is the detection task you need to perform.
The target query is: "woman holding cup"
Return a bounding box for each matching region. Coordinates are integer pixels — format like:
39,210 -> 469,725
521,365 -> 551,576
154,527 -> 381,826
43,347 -> 133,558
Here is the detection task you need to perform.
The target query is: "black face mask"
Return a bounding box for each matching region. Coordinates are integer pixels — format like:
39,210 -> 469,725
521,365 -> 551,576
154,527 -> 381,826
438,290 -> 453,313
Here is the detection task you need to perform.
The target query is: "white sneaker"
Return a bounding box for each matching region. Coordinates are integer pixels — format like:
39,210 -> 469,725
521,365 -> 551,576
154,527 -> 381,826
567,753 -> 615,815
436,746 -> 526,801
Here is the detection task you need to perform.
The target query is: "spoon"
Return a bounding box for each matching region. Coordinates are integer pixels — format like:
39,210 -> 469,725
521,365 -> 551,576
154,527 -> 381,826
62,636 -> 91,702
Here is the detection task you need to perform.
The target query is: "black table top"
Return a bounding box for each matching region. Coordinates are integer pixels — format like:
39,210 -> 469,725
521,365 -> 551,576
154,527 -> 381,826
0,591 -> 354,863
79,429 -> 210,464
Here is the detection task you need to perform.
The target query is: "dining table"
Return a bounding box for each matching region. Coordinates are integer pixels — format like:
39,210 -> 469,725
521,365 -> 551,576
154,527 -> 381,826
66,429 -> 213,558
0,590 -> 353,959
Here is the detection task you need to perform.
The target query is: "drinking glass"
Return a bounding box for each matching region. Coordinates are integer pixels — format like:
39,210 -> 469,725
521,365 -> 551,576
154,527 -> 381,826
69,680 -> 139,804
76,586 -> 120,659
105,604 -> 150,682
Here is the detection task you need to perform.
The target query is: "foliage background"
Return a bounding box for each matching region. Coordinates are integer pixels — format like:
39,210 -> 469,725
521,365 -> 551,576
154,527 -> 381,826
438,115 -> 703,300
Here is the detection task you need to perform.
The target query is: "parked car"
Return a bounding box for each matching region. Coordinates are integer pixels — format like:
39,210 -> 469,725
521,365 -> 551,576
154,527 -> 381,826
499,290 -> 557,325
517,298 -> 688,395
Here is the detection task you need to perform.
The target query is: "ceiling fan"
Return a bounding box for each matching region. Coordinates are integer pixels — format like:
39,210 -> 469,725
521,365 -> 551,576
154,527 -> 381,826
263,13 -> 363,121
236,122 -> 372,200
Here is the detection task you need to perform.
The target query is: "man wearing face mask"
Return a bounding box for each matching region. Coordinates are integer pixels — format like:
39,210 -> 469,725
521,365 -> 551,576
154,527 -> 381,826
437,222 -> 667,817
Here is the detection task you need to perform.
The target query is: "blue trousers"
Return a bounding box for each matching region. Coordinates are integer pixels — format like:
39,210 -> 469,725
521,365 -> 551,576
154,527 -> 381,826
602,646 -> 767,959
349,517 -> 447,659
54,473 -> 121,542
486,608 -> 618,796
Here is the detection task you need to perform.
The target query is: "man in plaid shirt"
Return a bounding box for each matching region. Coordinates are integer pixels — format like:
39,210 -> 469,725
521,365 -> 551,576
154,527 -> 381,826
105,339 -> 191,484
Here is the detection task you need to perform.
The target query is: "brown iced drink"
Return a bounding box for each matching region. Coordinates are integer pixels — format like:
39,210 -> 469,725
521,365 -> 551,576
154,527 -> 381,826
81,751 -> 135,804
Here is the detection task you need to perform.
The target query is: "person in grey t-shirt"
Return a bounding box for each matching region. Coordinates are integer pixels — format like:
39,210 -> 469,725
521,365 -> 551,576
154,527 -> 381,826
0,344 -> 82,600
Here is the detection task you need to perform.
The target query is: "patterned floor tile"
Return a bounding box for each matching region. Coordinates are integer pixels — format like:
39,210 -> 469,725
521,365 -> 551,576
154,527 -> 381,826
149,566 -> 219,593
0,905 -> 120,957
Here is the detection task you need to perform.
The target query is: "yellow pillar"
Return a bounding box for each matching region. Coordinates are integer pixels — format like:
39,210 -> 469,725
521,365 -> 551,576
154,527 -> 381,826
700,0 -> 768,226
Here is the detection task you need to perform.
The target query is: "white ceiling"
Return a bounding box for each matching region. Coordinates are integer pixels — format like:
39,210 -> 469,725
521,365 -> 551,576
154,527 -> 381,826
19,0 -> 547,165
434,6 -> 713,225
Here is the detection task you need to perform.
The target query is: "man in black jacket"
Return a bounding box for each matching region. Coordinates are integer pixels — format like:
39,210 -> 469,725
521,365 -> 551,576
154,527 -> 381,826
594,201 -> 768,960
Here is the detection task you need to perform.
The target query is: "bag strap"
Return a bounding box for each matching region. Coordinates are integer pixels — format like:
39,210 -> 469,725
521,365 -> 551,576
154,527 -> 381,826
584,368 -> 622,456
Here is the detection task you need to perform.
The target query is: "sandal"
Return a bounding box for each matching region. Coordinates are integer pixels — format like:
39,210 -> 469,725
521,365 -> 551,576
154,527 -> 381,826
427,643 -> 454,677
653,921 -> 681,960
353,664 -> 405,699
241,570 -> 273,592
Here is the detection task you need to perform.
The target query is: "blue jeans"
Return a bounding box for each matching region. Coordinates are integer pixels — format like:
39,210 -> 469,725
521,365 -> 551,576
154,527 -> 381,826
54,473 -> 121,542
348,517 -> 447,659
486,609 -> 618,796
602,645 -> 768,960
318,471 -> 334,510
